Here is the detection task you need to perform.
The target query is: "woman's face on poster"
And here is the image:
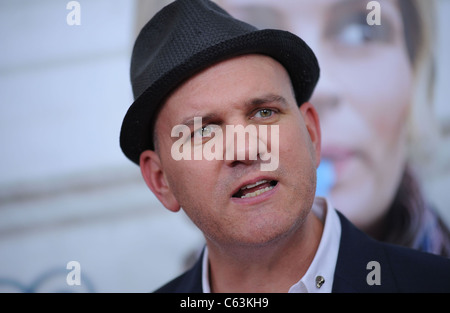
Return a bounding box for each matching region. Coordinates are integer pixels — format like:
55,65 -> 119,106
222,0 -> 413,230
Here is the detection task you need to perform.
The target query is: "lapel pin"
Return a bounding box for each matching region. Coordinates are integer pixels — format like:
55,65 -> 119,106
316,275 -> 325,288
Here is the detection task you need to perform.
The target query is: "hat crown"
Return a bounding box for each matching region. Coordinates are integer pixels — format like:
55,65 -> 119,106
121,0 -> 319,164
131,0 -> 258,99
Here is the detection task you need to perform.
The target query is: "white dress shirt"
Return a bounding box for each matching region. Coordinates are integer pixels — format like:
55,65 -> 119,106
201,197 -> 342,293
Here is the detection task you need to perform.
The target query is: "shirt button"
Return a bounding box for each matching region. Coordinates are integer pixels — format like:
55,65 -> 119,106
315,276 -> 325,288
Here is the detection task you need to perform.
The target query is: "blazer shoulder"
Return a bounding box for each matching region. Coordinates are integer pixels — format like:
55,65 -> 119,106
382,241 -> 450,292
334,211 -> 450,292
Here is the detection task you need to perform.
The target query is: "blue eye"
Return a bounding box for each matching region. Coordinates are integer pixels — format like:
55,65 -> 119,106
337,22 -> 380,46
327,12 -> 392,48
338,23 -> 369,46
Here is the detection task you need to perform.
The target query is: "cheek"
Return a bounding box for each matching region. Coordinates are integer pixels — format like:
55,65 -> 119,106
337,48 -> 413,146
279,119 -> 317,188
164,160 -> 214,199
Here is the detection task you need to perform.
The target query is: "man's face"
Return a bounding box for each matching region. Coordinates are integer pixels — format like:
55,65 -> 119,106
141,54 -> 321,247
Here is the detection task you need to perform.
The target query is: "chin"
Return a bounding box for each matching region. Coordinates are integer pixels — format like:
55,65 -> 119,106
228,212 -> 307,247
331,192 -> 376,230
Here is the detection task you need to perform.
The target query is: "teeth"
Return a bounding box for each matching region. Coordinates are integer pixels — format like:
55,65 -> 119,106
240,180 -> 268,190
241,186 -> 274,199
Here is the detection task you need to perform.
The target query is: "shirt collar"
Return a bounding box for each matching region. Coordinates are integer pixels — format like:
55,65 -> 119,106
202,196 -> 342,293
288,197 -> 341,293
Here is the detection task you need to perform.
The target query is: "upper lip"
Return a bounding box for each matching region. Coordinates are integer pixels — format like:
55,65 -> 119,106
231,176 -> 278,197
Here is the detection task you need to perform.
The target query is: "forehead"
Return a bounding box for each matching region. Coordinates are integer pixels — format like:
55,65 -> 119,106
222,0 -> 341,14
155,54 -> 294,126
222,0 -> 399,26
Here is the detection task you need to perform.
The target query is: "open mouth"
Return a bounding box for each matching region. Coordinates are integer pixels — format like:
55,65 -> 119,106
232,180 -> 278,199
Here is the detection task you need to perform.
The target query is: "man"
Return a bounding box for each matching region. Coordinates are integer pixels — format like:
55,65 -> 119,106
120,0 -> 450,292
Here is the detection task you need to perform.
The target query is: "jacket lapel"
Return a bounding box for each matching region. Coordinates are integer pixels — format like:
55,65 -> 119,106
332,211 -> 398,292
177,250 -> 204,293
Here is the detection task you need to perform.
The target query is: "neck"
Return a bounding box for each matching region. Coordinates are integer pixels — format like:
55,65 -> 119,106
206,212 -> 323,293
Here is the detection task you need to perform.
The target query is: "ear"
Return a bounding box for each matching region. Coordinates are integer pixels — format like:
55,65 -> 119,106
299,102 -> 321,168
139,150 -> 181,213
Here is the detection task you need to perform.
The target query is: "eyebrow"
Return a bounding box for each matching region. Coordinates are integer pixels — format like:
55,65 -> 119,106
179,94 -> 288,127
180,113 -> 219,128
245,94 -> 288,109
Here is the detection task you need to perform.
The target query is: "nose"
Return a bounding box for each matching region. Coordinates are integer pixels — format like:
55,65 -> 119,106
223,123 -> 261,168
310,65 -> 341,119
296,35 -> 341,118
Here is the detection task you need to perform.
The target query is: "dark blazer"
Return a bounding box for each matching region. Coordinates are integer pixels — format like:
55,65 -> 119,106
154,211 -> 450,293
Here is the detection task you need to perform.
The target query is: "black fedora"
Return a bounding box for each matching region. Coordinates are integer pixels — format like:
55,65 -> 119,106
120,0 -> 320,165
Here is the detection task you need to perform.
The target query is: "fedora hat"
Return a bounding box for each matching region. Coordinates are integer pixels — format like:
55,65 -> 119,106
120,0 -> 320,165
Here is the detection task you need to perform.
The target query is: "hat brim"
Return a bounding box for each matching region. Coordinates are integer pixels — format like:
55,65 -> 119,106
120,29 -> 319,165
